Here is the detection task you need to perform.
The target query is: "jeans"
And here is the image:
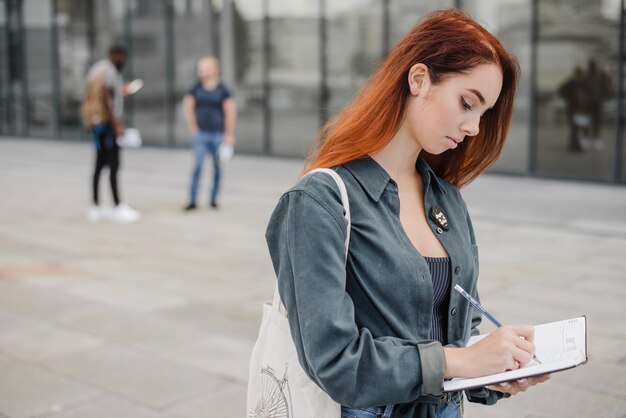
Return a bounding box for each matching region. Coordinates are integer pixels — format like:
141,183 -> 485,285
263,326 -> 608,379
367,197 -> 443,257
340,393 -> 462,418
434,392 -> 463,418
189,131 -> 222,204
341,404 -> 394,418
91,123 -> 120,205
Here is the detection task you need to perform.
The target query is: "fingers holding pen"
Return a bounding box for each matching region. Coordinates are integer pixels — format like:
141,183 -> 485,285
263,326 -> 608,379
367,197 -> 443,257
510,333 -> 536,367
453,286 -> 539,375
498,325 -> 537,369
466,324 -> 537,375
510,323 -> 535,344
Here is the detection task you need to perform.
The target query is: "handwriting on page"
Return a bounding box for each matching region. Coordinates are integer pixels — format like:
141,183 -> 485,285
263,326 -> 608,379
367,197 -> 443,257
535,318 -> 585,363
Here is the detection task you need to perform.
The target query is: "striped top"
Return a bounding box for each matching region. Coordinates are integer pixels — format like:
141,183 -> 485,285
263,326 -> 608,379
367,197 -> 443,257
424,257 -> 451,345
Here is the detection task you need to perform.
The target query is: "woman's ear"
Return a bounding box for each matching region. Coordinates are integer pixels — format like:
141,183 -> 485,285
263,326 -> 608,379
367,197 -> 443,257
408,63 -> 429,96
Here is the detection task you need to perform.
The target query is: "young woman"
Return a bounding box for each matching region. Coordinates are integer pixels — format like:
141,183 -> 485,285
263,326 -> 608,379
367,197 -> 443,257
265,9 -> 549,418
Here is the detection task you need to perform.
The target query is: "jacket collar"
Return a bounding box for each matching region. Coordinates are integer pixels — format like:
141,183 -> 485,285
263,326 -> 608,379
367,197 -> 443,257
343,157 -> 390,202
343,156 -> 446,202
416,156 -> 448,195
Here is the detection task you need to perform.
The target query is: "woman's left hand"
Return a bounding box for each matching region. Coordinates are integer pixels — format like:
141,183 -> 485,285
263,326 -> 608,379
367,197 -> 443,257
486,374 -> 551,396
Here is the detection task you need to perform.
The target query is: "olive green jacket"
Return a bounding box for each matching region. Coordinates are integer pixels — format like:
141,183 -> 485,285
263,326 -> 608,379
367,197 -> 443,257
265,157 -> 503,417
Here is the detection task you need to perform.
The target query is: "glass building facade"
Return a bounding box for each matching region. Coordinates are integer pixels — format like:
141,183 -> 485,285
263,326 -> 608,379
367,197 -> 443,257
1,0 -> 625,182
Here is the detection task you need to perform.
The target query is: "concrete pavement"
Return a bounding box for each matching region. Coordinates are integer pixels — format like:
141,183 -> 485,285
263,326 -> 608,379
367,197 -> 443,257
0,138 -> 625,418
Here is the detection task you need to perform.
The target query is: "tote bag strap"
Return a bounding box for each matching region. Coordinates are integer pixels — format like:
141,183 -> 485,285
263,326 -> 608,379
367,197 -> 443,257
273,168 -> 351,314
307,168 -> 351,252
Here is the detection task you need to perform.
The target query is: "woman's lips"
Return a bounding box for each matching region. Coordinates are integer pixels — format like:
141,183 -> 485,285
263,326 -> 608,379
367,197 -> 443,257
446,136 -> 461,148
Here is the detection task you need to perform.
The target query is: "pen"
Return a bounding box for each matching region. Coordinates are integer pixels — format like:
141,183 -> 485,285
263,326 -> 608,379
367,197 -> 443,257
454,284 -> 541,364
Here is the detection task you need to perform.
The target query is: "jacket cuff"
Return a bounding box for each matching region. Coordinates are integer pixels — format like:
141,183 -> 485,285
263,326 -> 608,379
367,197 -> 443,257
417,341 -> 445,396
465,387 -> 510,405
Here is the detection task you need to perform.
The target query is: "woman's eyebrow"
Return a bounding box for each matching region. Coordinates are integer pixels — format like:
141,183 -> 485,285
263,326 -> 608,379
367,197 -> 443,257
467,89 -> 486,105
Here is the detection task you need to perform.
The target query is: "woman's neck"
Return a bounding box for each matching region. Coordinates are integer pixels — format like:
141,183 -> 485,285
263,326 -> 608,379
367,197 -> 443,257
371,131 -> 422,181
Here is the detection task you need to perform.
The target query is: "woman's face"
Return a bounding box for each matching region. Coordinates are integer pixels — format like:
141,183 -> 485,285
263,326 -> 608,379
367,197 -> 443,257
403,62 -> 503,155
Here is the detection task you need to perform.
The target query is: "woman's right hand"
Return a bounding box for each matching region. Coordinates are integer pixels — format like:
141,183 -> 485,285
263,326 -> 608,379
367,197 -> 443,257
444,325 -> 536,378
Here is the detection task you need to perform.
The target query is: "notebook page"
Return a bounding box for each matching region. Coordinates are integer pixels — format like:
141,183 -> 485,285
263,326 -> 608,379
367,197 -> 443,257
534,317 -> 586,363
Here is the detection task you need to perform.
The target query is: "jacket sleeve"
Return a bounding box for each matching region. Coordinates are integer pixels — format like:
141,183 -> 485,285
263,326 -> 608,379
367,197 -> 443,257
265,177 -> 445,407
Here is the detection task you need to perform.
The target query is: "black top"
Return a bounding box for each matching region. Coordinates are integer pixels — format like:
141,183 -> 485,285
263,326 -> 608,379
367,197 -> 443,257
424,256 -> 451,345
187,82 -> 231,133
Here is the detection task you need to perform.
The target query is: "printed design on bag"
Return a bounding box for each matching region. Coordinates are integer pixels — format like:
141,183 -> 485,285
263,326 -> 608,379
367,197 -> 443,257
249,363 -> 293,418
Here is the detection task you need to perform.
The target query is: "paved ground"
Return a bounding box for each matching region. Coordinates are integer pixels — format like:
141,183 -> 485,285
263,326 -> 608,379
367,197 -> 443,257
0,137 -> 625,418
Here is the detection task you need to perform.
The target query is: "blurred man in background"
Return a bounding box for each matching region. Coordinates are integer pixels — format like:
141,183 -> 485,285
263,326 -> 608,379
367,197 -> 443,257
81,44 -> 141,223
183,56 -> 237,211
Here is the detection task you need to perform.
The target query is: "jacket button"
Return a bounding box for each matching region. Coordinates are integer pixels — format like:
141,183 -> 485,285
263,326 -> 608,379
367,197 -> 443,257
451,307 -> 458,316
454,266 -> 461,275
436,227 -> 443,234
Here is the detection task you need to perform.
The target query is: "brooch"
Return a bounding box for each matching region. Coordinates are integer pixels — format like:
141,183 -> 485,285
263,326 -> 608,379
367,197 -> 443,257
429,205 -> 449,231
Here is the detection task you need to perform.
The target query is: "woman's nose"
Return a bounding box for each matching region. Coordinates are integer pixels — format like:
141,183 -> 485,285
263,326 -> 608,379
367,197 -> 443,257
461,115 -> 480,137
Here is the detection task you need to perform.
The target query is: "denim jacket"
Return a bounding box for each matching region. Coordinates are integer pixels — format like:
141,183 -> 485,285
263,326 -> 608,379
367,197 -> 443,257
265,157 -> 504,418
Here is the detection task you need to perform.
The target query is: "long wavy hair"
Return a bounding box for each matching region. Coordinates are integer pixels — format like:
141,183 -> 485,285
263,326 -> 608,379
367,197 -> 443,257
303,9 -> 519,188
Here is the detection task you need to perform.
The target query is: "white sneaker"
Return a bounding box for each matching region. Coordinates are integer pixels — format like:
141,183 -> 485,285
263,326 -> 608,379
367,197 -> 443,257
87,205 -> 105,222
111,203 -> 141,223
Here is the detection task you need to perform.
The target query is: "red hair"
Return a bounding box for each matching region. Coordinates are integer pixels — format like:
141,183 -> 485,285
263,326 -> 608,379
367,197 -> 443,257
304,9 -> 519,188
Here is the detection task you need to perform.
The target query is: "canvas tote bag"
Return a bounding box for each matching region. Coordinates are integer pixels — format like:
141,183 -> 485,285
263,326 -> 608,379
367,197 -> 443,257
247,168 -> 350,418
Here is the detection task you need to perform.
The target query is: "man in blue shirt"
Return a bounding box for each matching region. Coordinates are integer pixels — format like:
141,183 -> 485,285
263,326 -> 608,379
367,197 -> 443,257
183,56 -> 237,210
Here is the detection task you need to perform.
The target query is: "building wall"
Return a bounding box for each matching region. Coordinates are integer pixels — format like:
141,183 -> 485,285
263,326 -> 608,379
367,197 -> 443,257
1,0 -> 625,182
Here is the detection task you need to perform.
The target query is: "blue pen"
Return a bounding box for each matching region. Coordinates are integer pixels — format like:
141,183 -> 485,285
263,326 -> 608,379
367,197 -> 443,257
454,284 -> 541,364
454,284 -> 503,327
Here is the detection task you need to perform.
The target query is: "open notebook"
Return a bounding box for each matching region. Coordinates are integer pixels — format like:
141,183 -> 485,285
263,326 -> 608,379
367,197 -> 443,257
443,316 -> 587,392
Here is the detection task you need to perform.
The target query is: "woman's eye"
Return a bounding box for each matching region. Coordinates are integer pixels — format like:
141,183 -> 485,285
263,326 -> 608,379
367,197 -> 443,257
461,97 -> 473,111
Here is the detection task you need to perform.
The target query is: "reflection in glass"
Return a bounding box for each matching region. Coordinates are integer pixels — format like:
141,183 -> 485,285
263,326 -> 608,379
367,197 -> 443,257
23,0 -> 54,137
615,0 -> 626,182
389,1 -> 453,47
326,0 -> 383,118
464,0 -> 532,174
125,1 -> 171,145
268,0 -> 320,157
0,0 -> 9,135
229,0 -> 264,153
55,0 -> 92,139
536,0 -> 619,180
